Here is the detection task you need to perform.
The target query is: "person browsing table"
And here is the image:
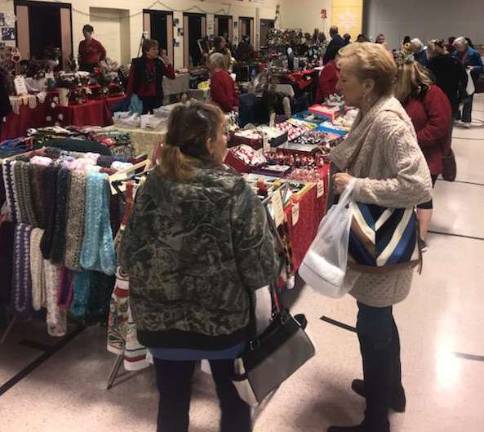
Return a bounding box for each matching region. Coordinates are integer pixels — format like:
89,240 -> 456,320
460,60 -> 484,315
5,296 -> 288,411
78,24 -> 106,72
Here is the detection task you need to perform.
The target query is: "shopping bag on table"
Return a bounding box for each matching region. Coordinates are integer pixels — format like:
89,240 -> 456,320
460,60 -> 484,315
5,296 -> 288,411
299,179 -> 355,298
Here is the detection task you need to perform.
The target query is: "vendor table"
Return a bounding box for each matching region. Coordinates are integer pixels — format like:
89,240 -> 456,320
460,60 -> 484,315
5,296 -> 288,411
111,125 -> 166,157
1,95 -> 126,140
285,165 -> 330,270
55,96 -> 125,127
163,73 -> 190,104
1,101 -> 48,140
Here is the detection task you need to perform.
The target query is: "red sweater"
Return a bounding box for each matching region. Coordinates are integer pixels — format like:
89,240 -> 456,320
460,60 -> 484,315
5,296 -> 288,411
210,70 -> 239,113
78,38 -> 106,65
404,85 -> 452,175
315,61 -> 339,103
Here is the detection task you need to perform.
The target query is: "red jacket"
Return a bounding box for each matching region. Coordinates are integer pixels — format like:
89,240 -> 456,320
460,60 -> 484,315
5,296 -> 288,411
404,85 -> 452,175
315,61 -> 339,104
210,70 -> 239,113
78,38 -> 106,65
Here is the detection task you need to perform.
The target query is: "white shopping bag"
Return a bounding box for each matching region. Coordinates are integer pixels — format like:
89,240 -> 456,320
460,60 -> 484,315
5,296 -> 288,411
466,69 -> 475,96
299,180 -> 355,298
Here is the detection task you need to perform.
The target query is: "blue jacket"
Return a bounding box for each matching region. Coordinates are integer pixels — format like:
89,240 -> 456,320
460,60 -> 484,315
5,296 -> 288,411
453,47 -> 483,86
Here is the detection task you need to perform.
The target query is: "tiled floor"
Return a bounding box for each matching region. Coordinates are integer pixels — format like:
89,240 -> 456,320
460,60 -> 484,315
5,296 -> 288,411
1,95 -> 484,432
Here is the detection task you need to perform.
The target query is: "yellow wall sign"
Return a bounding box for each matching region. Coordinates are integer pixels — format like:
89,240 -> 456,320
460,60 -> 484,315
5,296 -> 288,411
332,0 -> 363,41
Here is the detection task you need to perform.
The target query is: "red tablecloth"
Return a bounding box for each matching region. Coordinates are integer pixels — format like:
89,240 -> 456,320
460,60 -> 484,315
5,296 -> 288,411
1,102 -> 49,141
55,96 -> 125,127
1,95 -> 126,141
285,164 -> 330,270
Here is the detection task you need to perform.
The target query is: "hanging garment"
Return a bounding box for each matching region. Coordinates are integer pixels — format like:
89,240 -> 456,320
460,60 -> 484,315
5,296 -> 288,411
44,260 -> 67,337
30,227 -> 46,311
80,172 -> 116,275
64,171 -> 86,271
11,223 -> 33,319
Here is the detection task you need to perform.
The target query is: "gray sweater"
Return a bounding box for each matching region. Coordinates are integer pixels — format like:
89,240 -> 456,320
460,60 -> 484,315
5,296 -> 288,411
330,96 -> 432,307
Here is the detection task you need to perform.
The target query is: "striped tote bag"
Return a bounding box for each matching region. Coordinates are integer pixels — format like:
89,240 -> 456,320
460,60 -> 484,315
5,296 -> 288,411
348,202 -> 422,273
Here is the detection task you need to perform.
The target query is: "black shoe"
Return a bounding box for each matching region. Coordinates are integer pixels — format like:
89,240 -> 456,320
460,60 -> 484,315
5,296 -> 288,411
351,379 -> 406,413
328,421 -> 389,432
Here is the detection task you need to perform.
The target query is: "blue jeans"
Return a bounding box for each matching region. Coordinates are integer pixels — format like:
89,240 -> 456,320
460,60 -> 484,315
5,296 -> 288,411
356,302 -> 403,429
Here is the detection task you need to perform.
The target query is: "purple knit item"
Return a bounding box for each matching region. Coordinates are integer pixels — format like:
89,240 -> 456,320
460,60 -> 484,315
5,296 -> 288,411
58,268 -> 74,309
11,223 -> 33,318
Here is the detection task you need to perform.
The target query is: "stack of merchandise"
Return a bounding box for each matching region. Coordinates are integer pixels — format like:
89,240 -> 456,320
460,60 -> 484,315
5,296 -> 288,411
276,119 -> 316,141
0,137 -> 33,159
225,144 -> 267,173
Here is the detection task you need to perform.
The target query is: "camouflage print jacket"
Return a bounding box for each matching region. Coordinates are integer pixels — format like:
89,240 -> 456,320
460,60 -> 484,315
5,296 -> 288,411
118,162 -> 279,349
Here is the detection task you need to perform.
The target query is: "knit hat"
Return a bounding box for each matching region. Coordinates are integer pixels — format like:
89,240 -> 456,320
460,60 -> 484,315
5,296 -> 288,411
64,171 -> 86,271
11,223 -> 33,319
80,172 -> 116,275
30,227 -> 46,311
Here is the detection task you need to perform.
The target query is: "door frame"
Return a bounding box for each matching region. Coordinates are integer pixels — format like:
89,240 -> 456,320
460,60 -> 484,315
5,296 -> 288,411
14,0 -> 73,65
183,12 -> 207,68
142,9 -> 174,65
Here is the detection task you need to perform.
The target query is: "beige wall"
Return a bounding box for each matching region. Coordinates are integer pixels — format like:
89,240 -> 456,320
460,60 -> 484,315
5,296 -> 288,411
280,0 -> 332,35
0,0 -> 279,68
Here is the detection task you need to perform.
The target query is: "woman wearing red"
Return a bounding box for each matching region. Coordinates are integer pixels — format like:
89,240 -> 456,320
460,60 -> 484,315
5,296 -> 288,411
395,57 -> 452,248
208,53 -> 239,113
78,24 -> 106,72
315,49 -> 339,103
127,39 -> 176,114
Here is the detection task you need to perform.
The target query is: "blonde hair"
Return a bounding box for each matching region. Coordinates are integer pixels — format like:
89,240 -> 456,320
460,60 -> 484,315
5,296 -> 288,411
337,42 -> 397,97
157,102 -> 224,182
394,61 -> 434,104
427,39 -> 447,58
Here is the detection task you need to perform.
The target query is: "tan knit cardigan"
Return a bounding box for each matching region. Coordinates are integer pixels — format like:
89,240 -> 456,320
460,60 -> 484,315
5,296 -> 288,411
330,96 -> 433,307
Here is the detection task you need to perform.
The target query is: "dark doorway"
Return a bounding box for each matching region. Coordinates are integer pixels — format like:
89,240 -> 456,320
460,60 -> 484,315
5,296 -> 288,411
29,3 -> 61,59
151,12 -> 168,53
15,0 -> 72,67
217,16 -> 230,38
183,13 -> 206,67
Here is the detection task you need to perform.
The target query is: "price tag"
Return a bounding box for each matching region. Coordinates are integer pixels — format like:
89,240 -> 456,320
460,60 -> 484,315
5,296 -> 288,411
291,202 -> 300,226
317,181 -> 325,198
271,189 -> 285,227
14,75 -> 28,96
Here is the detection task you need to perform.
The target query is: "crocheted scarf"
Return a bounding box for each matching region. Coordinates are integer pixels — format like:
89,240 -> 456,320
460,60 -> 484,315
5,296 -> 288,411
12,223 -> 33,318
40,165 -> 59,260
30,227 -> 46,311
44,259 -> 67,337
2,160 -> 18,223
30,164 -> 49,228
15,161 -> 37,226
64,172 -> 86,271
50,168 -> 71,264
80,172 -> 116,275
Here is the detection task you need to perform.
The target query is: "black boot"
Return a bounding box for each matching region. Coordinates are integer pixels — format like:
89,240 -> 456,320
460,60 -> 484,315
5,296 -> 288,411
351,379 -> 406,413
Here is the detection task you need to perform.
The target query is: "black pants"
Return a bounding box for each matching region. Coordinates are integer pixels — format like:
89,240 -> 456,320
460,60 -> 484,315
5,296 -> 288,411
356,302 -> 403,430
140,95 -> 163,114
153,358 -> 252,432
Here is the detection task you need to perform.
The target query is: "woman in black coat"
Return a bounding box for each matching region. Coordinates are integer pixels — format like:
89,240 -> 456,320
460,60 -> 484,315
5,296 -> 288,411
427,39 -> 468,118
